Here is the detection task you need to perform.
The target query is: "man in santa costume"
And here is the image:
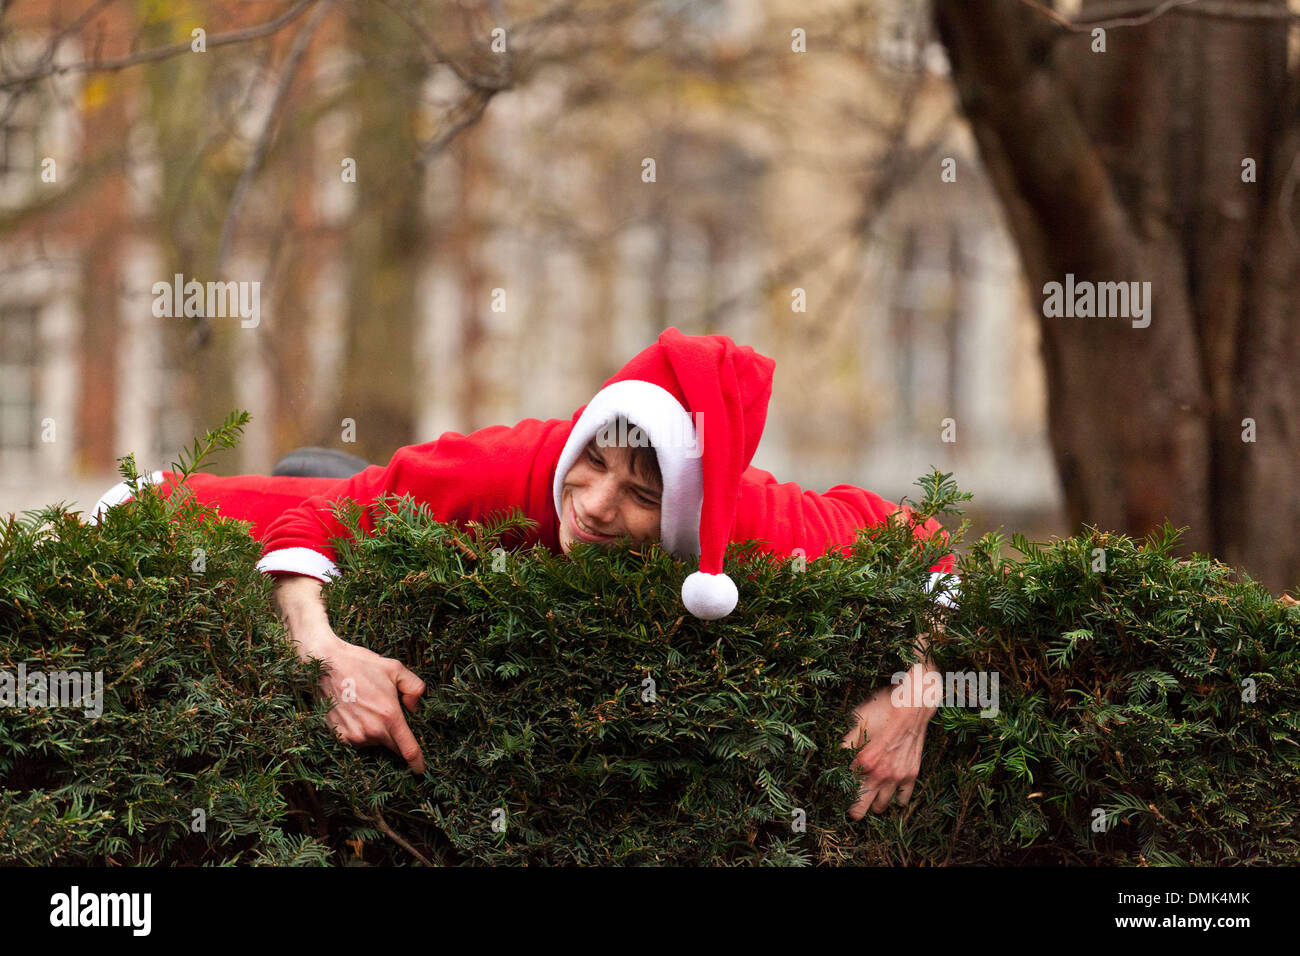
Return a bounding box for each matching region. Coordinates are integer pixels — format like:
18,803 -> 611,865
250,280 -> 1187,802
91,326 -> 958,817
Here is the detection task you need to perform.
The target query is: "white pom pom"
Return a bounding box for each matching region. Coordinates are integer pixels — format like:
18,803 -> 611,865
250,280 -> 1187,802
681,571 -> 738,620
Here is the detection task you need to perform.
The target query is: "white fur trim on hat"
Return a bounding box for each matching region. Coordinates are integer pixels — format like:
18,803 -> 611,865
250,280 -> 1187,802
553,379 -> 703,561
681,570 -> 738,620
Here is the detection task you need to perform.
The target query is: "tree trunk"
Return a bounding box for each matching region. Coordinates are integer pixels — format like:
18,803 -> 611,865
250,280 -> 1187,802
933,0 -> 1300,593
332,11 -> 428,461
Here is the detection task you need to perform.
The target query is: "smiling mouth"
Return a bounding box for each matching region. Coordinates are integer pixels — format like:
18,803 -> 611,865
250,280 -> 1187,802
571,500 -> 614,541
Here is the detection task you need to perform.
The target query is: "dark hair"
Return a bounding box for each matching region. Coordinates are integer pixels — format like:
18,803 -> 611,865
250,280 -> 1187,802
588,414 -> 662,491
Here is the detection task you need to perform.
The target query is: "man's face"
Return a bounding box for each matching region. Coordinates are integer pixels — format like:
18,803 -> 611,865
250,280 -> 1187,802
559,438 -> 662,554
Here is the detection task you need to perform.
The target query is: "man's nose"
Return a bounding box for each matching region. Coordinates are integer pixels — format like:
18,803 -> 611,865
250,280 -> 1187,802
582,476 -> 620,524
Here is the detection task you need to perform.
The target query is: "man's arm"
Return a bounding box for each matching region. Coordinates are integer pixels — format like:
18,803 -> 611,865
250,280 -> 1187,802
731,471 -> 958,814
274,574 -> 427,774
257,419 -> 569,772
734,468 -> 960,586
255,444 -> 440,580
842,628 -> 942,816
255,418 -> 567,579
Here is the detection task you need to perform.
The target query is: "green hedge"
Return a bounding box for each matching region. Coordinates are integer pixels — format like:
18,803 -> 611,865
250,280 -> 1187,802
1,416 -> 1297,865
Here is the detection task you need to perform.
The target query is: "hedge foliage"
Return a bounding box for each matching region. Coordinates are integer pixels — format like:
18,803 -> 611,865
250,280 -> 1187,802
1,414 -> 1297,865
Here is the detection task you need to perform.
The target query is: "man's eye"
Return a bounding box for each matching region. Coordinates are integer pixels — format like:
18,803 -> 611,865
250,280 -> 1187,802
637,493 -> 660,508
586,450 -> 603,467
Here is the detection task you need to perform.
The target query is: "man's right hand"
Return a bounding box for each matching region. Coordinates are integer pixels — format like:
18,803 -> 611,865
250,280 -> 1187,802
273,574 -> 428,774
310,635 -> 428,773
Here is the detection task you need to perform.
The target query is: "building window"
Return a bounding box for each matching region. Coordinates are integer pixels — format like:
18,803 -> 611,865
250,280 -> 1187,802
0,34 -> 79,209
0,304 -> 41,457
0,92 -> 41,208
0,100 -> 35,177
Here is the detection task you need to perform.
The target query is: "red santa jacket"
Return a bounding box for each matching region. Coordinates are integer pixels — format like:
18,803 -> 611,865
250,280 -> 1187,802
92,416 -> 957,602
89,328 -> 963,613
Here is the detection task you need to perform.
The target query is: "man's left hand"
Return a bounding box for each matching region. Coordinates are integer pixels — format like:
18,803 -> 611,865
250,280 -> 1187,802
841,660 -> 938,817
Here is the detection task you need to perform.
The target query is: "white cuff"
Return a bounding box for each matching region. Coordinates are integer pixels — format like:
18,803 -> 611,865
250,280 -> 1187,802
926,570 -> 961,610
256,547 -> 340,582
87,470 -> 168,524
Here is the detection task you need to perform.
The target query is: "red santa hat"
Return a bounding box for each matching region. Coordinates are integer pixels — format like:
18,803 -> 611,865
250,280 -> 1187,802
552,327 -> 775,620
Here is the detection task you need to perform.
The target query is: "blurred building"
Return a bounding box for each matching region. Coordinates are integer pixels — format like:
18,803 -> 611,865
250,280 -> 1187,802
0,0 -> 1063,536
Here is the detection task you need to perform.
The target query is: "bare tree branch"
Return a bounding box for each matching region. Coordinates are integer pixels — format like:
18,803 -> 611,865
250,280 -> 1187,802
0,0 -> 319,90
418,87 -> 496,164
215,0 -> 335,276
1081,0 -> 1300,23
376,0 -> 510,91
370,0 -> 513,166
365,810 -> 434,866
1018,0 -> 1300,31
0,0 -> 119,126
694,88 -> 954,329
